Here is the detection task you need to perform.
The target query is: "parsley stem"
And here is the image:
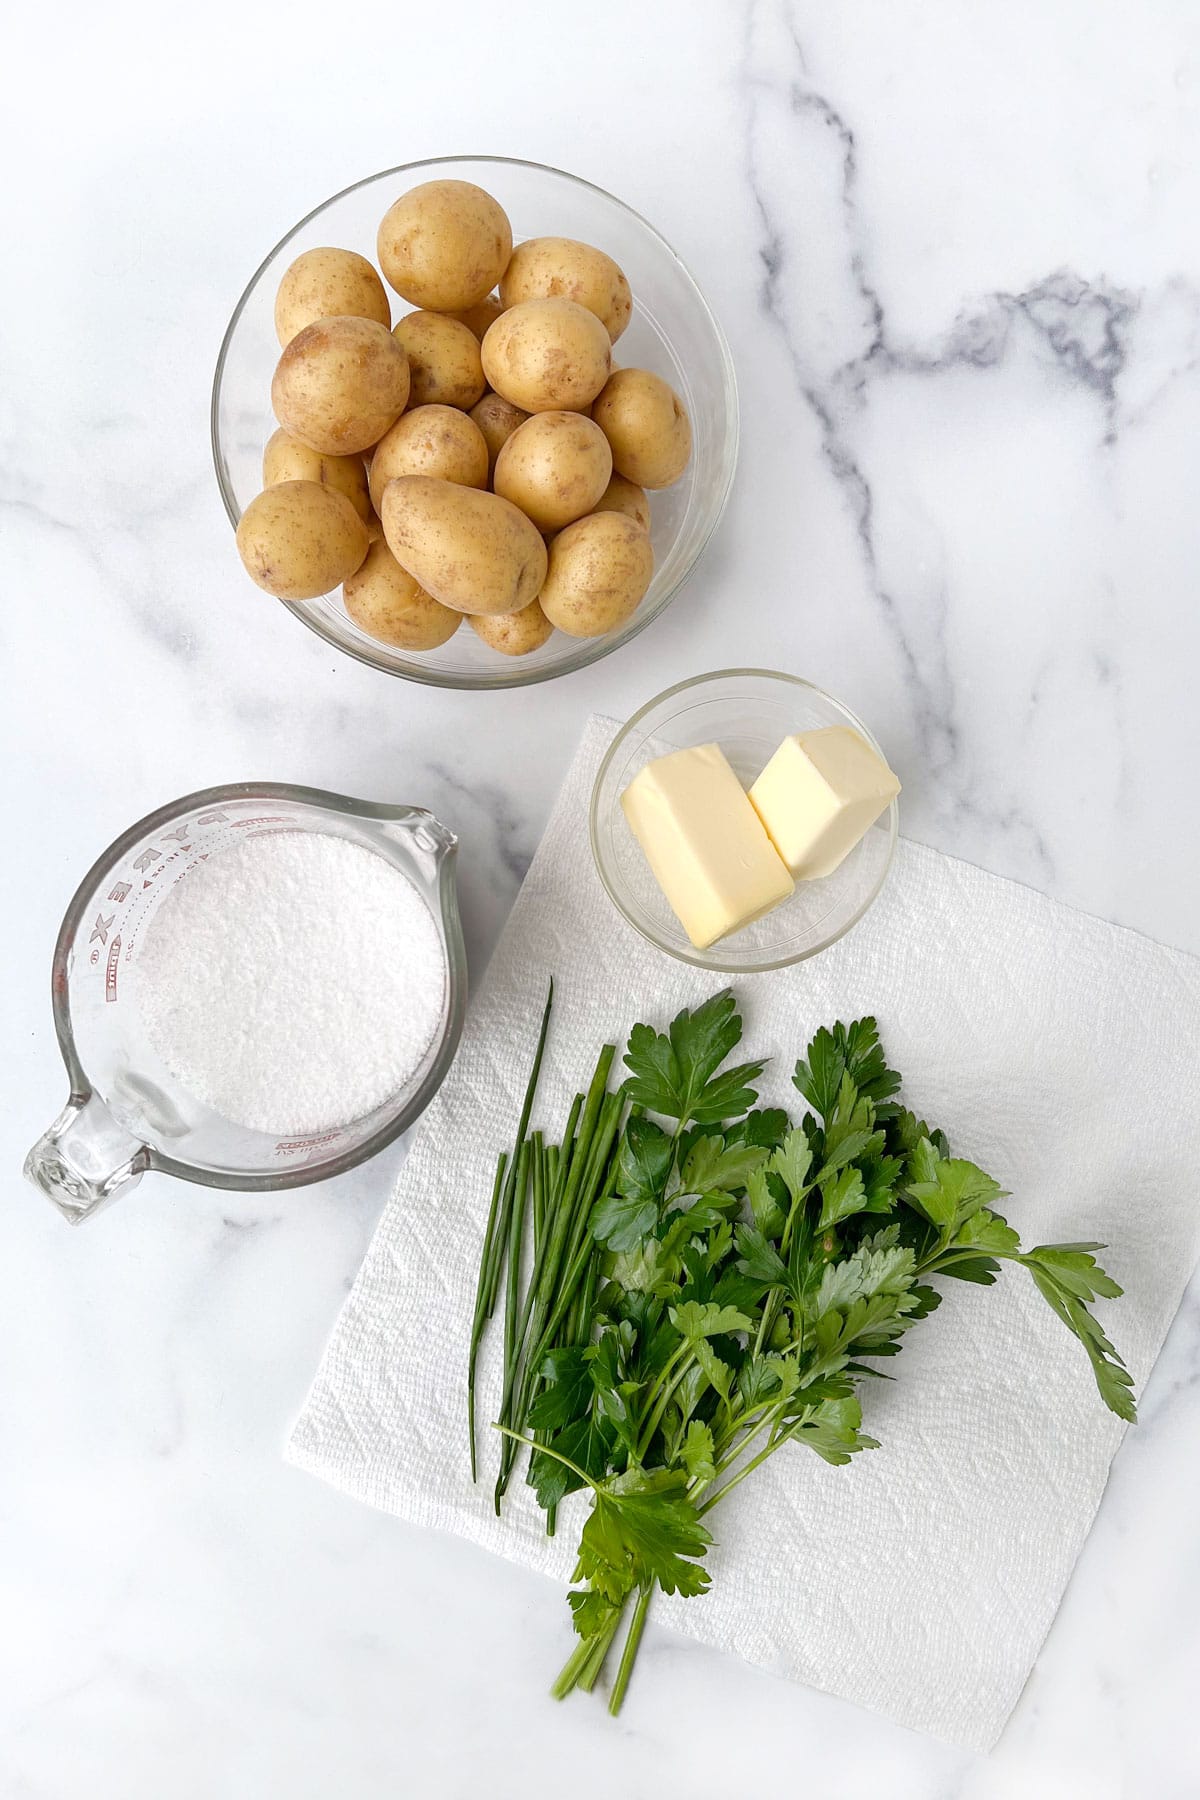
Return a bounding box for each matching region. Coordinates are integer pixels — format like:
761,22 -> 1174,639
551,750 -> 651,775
552,1601 -> 625,1700
635,1337 -> 690,1432
550,1633 -> 600,1701
609,1584 -> 653,1716
698,1414 -> 802,1516
492,1424 -> 596,1492
635,1349 -> 693,1461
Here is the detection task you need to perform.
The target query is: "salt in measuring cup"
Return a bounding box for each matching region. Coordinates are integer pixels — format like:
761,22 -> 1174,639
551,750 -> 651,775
25,782 -> 467,1223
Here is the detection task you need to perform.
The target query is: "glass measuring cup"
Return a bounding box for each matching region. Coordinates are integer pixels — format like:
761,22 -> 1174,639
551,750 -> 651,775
25,783 -> 467,1224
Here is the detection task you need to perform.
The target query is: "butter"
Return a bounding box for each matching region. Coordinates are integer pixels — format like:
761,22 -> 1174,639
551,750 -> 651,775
748,727 -> 900,880
621,743 -> 795,949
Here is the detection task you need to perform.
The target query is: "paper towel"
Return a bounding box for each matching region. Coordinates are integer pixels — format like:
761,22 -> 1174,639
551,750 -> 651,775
288,716 -> 1200,1750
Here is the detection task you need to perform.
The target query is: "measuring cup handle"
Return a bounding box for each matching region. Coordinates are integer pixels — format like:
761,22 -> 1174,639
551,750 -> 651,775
24,1093 -> 149,1224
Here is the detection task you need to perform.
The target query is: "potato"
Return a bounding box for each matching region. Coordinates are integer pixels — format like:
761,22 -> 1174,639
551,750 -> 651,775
273,247 -> 391,347
493,411 -> 613,533
262,427 -> 371,521
391,311 -> 486,409
343,538 -> 460,650
377,180 -> 512,311
591,368 -> 691,488
236,481 -> 369,601
368,405 -> 489,511
271,317 -> 410,456
538,511 -> 654,637
469,390 -> 530,478
446,293 -> 504,339
381,475 -> 548,616
481,298 -> 611,413
469,600 -> 554,657
592,471 -> 651,532
499,237 -> 632,343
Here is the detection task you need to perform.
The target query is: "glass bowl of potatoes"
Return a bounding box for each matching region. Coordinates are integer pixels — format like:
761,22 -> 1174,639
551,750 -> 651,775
212,156 -> 739,690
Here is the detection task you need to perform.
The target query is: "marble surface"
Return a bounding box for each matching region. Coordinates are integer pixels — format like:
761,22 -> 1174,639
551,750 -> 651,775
3,1 -> 1199,1794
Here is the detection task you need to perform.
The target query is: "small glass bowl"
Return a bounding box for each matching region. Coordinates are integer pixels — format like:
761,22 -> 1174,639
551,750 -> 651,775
211,155 -> 739,690
590,670 -> 899,974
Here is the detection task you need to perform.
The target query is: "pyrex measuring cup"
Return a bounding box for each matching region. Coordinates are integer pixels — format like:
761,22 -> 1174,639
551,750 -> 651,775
25,783 -> 467,1223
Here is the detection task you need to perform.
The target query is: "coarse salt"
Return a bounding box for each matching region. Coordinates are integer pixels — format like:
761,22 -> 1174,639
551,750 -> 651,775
133,830 -> 447,1136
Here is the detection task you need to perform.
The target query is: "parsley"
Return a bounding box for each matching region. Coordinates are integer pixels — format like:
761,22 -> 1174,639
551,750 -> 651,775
623,988 -> 766,1126
472,989 -> 1135,1715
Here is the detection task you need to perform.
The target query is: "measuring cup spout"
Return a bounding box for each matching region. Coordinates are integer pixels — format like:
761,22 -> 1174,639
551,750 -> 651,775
24,1092 -> 149,1224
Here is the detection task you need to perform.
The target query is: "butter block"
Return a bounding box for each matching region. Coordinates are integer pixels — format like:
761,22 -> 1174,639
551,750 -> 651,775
621,743 -> 795,949
748,727 -> 900,880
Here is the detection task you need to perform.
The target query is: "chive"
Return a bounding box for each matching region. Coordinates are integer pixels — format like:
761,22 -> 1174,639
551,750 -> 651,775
495,1147 -> 530,1513
531,1132 -> 547,1248
467,979 -> 554,1478
467,1149 -> 508,1481
532,1093 -> 623,1368
495,1046 -> 616,1499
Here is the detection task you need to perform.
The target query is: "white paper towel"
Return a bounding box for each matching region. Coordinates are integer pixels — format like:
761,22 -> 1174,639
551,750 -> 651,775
288,716 -> 1200,1750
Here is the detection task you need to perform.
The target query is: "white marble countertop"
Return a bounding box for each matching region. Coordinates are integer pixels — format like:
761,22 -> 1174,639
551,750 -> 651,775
5,2 -> 1199,1794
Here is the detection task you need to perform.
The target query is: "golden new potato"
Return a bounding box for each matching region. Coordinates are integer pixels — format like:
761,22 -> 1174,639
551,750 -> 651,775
538,510 -> 654,637
499,237 -> 632,342
273,247 -> 391,347
235,481 -> 369,601
469,391 -> 530,478
343,538 -> 461,650
377,180 -> 512,311
271,317 -> 410,456
262,427 -> 371,521
591,367 -> 691,488
392,311 -> 486,409
591,471 -> 651,531
381,475 -> 548,616
481,298 -> 611,413
368,405 -> 489,511
469,601 -> 554,656
446,293 -> 504,339
493,411 -> 613,533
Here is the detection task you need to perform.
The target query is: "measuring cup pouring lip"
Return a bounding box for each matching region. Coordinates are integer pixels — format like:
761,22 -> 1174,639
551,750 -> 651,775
30,780 -> 468,1221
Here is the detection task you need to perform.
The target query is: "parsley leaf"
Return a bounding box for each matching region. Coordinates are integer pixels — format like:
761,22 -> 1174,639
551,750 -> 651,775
747,1167 -> 786,1237
576,1468 -> 712,1600
734,1224 -> 789,1291
624,990 -> 766,1126
527,1346 -> 591,1431
726,1107 -> 791,1150
769,1128 -> 813,1206
592,1116 -> 673,1250
669,1300 -> 754,1341
816,1165 -> 867,1232
1020,1244 -> 1135,1422
832,1018 -> 902,1108
791,1392 -> 879,1466
792,1025 -> 845,1120
681,1135 -> 769,1196
681,1419 -> 716,1485
528,1412 -> 614,1509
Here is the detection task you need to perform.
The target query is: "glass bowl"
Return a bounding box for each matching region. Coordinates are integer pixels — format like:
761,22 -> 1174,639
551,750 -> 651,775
25,783 -> 467,1223
212,155 -> 738,690
590,670 -> 899,974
